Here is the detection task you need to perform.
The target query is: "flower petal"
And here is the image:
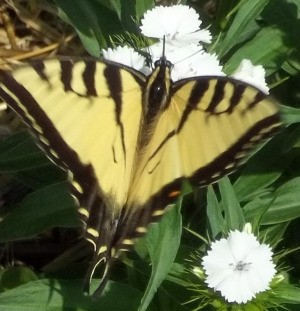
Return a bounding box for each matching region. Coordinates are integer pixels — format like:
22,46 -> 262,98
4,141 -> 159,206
140,5 -> 212,46
102,46 -> 147,71
231,59 -> 269,94
215,270 -> 256,304
227,230 -> 261,260
148,42 -> 224,80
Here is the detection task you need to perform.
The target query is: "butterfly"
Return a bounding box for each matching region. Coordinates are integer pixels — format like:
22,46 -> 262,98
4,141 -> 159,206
0,54 -> 281,297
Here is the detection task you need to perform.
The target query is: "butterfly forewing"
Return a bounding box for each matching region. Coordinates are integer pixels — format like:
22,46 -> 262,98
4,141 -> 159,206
171,77 -> 280,182
0,60 -> 145,208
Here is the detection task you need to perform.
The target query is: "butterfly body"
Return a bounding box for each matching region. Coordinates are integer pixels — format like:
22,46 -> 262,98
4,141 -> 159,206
0,56 -> 281,296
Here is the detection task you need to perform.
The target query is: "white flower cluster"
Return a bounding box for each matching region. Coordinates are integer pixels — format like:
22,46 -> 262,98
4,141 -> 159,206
103,4 -> 269,92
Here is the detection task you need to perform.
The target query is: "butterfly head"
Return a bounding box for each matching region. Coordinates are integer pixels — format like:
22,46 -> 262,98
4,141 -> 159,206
153,56 -> 173,71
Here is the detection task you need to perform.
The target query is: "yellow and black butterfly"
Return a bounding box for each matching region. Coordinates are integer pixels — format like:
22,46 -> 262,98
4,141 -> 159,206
0,54 -> 281,296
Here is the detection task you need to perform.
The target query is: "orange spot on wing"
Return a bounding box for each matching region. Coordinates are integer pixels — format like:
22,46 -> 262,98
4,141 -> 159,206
168,190 -> 181,198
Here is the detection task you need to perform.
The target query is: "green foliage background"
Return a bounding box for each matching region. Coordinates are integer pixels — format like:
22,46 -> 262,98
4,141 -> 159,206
0,0 -> 300,310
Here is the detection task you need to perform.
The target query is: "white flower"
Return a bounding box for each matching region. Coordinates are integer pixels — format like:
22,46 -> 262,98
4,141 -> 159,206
231,59 -> 269,94
102,46 -> 147,72
148,42 -> 224,81
140,5 -> 212,46
202,230 -> 276,304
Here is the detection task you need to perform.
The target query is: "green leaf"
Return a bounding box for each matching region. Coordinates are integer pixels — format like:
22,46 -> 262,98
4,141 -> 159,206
135,0 -> 155,19
273,282 -> 300,304
206,185 -> 225,237
259,222 -> 289,246
108,0 -> 122,18
165,263 -> 190,287
226,26 -> 289,74
281,105 -> 300,125
244,177 -> 300,224
0,183 -> 79,241
138,202 -> 182,311
54,1 -> 122,56
216,0 -> 269,58
281,52 -> 300,76
0,133 -> 50,172
118,1 -> 141,34
219,176 -> 245,231
234,130 -> 293,202
0,279 -> 143,311
13,165 -> 67,189
0,267 -> 38,291
111,0 -> 154,35
262,0 -> 300,51
0,132 -> 66,188
214,0 -> 241,29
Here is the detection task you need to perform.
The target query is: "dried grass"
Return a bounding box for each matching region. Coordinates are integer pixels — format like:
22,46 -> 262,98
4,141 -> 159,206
0,0 -> 82,70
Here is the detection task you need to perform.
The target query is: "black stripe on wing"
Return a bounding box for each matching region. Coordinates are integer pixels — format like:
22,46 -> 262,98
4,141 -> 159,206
173,76 -> 266,114
104,65 -> 127,163
0,69 -> 96,191
82,62 -> 98,96
60,60 -> 73,92
60,60 -> 99,97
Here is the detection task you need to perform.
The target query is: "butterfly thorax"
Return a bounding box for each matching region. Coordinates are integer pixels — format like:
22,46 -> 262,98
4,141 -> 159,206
143,56 -> 172,125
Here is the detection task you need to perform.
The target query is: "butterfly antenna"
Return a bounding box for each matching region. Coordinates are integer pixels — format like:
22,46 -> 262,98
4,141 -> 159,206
162,35 -> 166,59
173,49 -> 202,66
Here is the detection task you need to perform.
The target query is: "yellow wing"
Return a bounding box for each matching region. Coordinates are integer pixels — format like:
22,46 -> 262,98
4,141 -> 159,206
0,59 -> 146,283
117,77 -> 281,250
0,59 -> 144,210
